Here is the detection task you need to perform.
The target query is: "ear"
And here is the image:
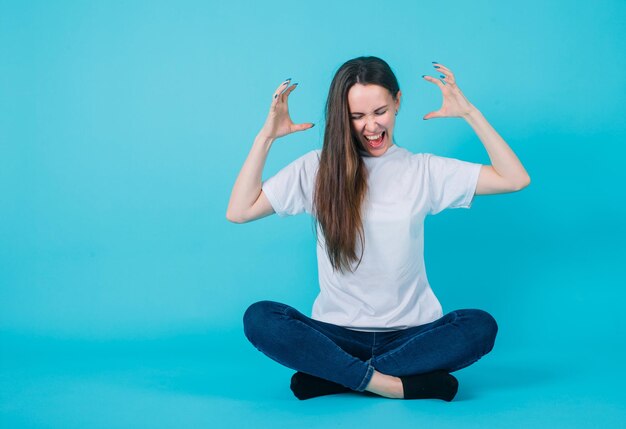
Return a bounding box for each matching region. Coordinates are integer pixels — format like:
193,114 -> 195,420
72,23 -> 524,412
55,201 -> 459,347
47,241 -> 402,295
395,90 -> 402,111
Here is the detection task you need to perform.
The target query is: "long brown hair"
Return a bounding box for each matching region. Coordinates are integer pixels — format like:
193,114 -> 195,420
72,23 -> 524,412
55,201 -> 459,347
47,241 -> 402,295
313,56 -> 400,273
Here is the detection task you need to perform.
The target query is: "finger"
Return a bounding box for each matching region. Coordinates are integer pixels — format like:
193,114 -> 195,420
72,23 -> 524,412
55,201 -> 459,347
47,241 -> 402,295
439,73 -> 453,86
422,74 -> 446,89
273,78 -> 292,100
435,68 -> 456,85
433,64 -> 456,85
432,62 -> 454,74
432,62 -> 451,71
292,122 -> 315,132
423,110 -> 443,120
279,82 -> 298,103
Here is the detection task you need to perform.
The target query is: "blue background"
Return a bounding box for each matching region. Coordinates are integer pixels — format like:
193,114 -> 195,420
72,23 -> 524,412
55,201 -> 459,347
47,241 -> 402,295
1,0 -> 625,428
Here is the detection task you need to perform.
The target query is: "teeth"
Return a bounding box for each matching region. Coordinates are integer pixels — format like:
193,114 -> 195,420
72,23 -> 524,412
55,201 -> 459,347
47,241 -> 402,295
365,133 -> 383,140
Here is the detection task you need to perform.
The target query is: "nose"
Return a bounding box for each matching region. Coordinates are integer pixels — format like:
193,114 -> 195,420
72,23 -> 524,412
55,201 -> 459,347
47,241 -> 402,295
364,115 -> 379,132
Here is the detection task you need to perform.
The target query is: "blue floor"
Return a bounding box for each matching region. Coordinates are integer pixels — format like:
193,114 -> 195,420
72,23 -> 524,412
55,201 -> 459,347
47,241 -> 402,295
1,331 -> 624,429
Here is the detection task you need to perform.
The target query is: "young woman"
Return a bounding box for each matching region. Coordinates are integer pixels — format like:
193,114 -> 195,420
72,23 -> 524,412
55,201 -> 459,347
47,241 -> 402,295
226,56 -> 530,401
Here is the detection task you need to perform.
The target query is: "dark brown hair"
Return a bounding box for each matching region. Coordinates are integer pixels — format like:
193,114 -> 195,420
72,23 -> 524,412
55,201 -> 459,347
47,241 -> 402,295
313,56 -> 400,273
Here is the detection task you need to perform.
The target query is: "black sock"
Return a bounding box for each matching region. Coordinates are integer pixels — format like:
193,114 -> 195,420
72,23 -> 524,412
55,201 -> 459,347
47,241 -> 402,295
400,370 -> 459,401
290,372 -> 352,400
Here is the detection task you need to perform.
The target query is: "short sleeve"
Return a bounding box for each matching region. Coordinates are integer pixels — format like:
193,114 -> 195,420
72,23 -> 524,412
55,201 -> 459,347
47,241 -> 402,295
261,150 -> 320,217
424,153 -> 482,215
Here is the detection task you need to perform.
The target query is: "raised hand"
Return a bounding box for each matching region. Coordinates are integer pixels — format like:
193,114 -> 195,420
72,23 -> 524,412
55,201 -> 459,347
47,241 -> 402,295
422,63 -> 476,120
259,78 -> 315,139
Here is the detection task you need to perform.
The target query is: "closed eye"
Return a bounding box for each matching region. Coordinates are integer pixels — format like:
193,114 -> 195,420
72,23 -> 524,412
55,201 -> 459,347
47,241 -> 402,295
351,110 -> 387,120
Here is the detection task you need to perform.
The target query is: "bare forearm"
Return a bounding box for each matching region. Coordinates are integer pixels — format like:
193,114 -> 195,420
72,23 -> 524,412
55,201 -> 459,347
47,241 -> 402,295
226,133 -> 274,219
464,108 -> 530,188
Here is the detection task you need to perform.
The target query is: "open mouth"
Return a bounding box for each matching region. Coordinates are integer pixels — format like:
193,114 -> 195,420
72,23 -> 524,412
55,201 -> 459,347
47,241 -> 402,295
364,131 -> 385,149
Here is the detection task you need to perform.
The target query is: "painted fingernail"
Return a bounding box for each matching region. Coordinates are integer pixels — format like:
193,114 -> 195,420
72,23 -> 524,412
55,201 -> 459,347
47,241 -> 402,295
440,75 -> 445,78
293,82 -> 298,86
422,75 -> 427,78
274,94 -> 278,98
434,65 -> 440,68
432,61 -> 438,63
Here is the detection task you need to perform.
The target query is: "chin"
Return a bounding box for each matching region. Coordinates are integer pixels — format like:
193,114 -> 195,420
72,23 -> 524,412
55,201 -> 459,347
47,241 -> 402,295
364,141 -> 391,157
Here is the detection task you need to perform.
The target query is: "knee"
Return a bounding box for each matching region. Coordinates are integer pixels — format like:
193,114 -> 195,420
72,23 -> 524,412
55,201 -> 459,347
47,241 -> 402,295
477,310 -> 498,354
243,300 -> 283,346
462,309 -> 498,356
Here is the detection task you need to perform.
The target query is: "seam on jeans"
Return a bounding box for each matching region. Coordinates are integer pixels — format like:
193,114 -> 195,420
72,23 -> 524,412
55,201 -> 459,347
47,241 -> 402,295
355,359 -> 375,392
255,309 -> 346,368
371,332 -> 376,359
287,317 -> 369,391
318,323 -> 374,347
373,311 -> 461,365
445,309 -> 492,371
281,304 -> 373,349
273,302 -> 372,390
248,302 -> 332,373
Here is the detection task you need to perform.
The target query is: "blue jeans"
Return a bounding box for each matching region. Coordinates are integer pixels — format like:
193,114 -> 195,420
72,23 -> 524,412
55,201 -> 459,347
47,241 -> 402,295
243,300 -> 498,392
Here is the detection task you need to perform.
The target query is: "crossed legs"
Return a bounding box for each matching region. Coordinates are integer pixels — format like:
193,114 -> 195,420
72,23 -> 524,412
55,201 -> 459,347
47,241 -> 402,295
243,300 -> 498,399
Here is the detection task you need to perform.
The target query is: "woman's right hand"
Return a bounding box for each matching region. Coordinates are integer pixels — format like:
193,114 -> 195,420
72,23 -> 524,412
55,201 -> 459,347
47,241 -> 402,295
258,79 -> 315,139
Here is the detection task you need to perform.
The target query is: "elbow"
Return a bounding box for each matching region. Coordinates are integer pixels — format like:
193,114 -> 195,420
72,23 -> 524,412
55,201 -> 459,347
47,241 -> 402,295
226,209 -> 247,224
512,174 -> 531,191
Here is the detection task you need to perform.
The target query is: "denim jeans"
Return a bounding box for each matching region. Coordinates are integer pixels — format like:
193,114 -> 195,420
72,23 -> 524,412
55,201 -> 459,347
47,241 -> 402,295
243,300 -> 498,392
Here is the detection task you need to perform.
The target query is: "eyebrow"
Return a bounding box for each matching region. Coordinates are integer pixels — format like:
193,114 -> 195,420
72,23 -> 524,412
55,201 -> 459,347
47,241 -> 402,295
350,105 -> 388,115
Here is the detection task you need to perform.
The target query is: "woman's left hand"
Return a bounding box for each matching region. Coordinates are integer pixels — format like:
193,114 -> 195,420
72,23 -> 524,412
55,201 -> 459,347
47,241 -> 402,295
422,63 -> 477,120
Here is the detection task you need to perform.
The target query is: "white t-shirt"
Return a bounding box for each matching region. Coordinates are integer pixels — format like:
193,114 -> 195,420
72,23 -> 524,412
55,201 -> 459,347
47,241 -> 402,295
261,143 -> 482,331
